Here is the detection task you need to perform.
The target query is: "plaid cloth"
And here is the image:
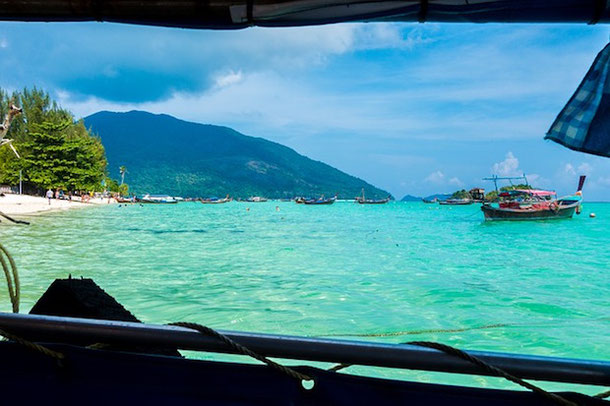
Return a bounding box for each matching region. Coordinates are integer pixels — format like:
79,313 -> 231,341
546,43 -> 610,158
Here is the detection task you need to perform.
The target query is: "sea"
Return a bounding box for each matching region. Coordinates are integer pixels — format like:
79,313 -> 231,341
1,201 -> 609,393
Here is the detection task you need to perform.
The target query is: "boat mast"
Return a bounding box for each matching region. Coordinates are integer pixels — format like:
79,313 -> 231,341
482,174 -> 529,192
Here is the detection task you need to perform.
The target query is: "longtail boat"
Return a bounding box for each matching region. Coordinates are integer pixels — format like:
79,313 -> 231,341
245,196 -> 268,202
303,196 -> 336,205
439,199 -> 474,206
200,195 -> 232,204
115,196 -> 136,204
355,189 -> 390,204
481,177 -> 585,221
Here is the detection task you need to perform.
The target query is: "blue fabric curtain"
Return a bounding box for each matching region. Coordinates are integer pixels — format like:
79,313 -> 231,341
546,43 -> 610,158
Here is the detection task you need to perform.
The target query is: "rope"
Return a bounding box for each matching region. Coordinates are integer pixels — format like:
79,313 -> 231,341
0,243 -> 65,364
594,389 -> 610,399
0,327 -> 65,362
407,341 -> 576,406
328,341 -> 577,406
169,321 -> 312,383
0,242 -> 19,313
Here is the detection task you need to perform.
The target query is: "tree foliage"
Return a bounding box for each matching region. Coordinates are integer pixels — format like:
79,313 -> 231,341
485,184 -> 533,201
451,189 -> 471,199
0,87 -> 111,192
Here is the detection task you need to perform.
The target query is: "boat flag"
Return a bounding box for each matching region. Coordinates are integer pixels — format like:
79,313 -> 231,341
545,43 -> 610,158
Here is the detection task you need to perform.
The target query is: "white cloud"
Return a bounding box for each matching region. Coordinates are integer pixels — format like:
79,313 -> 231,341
492,152 -> 521,177
563,162 -> 593,177
424,170 -> 445,184
0,38 -> 7,49
213,70 -> 243,89
563,163 -> 576,176
449,177 -> 464,187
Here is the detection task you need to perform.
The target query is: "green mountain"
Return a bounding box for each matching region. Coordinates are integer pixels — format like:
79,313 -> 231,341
84,111 -> 391,199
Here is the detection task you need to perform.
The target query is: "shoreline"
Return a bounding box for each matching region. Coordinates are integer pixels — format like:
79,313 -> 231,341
0,193 -> 115,217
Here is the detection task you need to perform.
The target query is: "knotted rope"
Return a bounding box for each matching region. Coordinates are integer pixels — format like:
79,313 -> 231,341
169,321 -> 312,383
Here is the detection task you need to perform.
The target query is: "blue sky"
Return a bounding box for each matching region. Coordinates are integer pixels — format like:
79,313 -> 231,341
1,22 -> 609,200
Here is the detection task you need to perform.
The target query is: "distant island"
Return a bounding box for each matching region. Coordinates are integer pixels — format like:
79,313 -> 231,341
85,111 -> 391,199
400,195 -> 422,202
401,193 -> 452,202
424,193 -> 452,201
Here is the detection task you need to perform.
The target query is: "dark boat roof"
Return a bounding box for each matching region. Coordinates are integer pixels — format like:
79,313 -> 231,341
0,1 -> 608,29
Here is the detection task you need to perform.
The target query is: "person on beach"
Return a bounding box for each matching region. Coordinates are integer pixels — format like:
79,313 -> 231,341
46,189 -> 53,205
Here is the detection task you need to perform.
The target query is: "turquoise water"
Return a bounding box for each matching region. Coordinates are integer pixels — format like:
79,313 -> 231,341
1,201 -> 609,391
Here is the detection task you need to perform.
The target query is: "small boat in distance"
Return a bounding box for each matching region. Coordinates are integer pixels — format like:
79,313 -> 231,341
439,198 -> 473,206
481,176 -> 585,221
302,195 -> 336,205
245,196 -> 268,202
200,195 -> 232,204
138,194 -> 178,204
355,188 -> 390,204
422,197 -> 438,203
115,196 -> 136,204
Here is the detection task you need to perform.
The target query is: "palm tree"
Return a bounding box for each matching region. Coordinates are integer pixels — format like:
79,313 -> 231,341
119,166 -> 127,185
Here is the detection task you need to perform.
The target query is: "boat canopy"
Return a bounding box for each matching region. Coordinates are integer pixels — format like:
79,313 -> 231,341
0,0 -> 609,29
499,189 -> 556,197
517,189 -> 556,196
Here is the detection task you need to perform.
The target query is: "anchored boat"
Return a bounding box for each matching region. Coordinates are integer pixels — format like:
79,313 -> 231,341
200,195 -> 232,204
481,177 -> 585,221
245,196 -> 268,202
439,199 -> 474,206
302,196 -> 337,205
355,189 -> 390,204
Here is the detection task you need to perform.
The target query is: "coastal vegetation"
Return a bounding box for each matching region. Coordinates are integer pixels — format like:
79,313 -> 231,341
484,184 -> 533,201
450,189 -> 471,199
0,88 -> 121,194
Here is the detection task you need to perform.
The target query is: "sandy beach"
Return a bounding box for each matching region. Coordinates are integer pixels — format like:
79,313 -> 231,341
0,193 -> 114,216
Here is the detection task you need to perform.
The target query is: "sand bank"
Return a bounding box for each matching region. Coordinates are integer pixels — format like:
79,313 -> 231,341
0,193 -> 114,216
